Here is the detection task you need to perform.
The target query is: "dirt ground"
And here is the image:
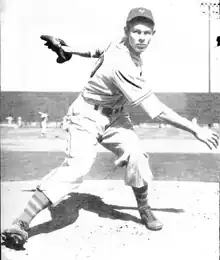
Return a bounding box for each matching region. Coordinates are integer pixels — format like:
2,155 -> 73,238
1,127 -> 219,260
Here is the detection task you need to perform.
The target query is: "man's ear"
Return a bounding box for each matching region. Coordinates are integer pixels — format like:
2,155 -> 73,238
124,26 -> 128,36
152,29 -> 156,35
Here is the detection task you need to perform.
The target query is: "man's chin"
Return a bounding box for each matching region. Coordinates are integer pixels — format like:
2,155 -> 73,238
136,45 -> 148,52
135,48 -> 146,54
130,45 -> 147,55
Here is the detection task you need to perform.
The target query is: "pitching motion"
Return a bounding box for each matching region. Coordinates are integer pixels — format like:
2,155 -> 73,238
1,7 -> 219,250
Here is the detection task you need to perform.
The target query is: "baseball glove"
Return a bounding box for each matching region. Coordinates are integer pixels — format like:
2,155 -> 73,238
40,35 -> 72,63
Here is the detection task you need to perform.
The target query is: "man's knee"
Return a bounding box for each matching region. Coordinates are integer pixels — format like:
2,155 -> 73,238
118,150 -> 152,188
114,144 -> 147,168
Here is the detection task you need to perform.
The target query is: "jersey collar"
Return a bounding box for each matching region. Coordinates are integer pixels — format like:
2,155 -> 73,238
118,38 -> 143,67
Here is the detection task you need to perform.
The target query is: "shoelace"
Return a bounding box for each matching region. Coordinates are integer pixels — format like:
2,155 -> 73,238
140,208 -> 157,222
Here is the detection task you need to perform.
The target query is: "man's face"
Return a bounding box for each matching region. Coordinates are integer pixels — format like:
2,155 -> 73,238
126,20 -> 155,55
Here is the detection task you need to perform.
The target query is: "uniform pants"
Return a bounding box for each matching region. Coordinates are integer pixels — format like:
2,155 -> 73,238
41,121 -> 47,135
38,95 -> 153,204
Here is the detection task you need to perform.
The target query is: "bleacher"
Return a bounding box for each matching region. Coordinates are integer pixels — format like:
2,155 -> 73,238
1,92 -> 219,125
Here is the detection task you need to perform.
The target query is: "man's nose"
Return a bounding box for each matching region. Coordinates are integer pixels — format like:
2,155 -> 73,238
139,37 -> 145,43
138,34 -> 146,42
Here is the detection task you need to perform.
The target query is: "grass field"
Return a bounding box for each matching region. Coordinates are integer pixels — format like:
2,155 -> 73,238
1,126 -> 220,183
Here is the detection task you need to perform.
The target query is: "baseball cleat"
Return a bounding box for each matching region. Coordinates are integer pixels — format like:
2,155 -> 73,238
139,207 -> 163,231
1,220 -> 29,247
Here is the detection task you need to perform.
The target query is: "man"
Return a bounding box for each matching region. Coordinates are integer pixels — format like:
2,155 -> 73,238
192,117 -> 198,125
1,7 -> 219,248
17,117 -> 22,128
38,111 -> 48,136
6,116 -> 13,126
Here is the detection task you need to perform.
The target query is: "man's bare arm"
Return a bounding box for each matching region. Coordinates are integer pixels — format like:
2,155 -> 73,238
156,103 -> 200,134
62,46 -> 103,58
157,103 -> 219,150
140,95 -> 219,150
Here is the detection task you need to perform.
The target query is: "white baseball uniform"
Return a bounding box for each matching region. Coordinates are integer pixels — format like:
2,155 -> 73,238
17,117 -> 22,128
38,39 -> 163,204
6,116 -> 13,125
39,112 -> 48,135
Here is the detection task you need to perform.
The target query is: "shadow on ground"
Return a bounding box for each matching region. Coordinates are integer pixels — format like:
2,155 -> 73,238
1,192 -> 184,251
28,192 -> 184,239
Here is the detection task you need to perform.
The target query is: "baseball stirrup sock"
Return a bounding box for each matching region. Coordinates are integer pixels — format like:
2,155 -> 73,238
132,185 -> 149,210
17,189 -> 52,225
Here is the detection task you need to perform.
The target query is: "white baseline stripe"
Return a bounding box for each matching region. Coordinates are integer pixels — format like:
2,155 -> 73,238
1,139 -> 220,153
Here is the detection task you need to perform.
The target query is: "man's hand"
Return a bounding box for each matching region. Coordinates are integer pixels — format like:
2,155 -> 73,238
193,127 -> 219,150
40,35 -> 72,63
155,101 -> 220,150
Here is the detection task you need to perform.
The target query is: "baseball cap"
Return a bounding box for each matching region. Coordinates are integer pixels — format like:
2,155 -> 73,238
126,7 -> 155,25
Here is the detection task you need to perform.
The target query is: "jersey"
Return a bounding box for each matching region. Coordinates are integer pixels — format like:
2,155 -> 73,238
81,39 -> 162,119
39,112 -> 48,122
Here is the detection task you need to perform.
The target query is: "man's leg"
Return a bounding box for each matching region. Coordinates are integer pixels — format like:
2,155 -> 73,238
100,113 -> 163,231
41,121 -> 46,136
132,184 -> 163,231
1,126 -> 97,246
1,188 -> 51,245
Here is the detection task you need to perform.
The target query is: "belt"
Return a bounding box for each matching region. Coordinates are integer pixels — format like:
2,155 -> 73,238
94,104 -> 124,116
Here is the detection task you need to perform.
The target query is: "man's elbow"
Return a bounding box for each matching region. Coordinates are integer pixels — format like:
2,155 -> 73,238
139,95 -> 165,120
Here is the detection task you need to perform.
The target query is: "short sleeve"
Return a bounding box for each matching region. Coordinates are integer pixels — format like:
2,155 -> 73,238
112,69 -> 163,119
113,69 -> 152,106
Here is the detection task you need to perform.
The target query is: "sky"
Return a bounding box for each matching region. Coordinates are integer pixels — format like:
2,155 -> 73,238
1,0 -> 220,92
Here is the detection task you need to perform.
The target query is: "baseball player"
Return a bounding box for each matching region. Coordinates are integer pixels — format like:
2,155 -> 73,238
1,7 -> 219,248
17,117 -> 22,128
38,112 -> 48,136
192,118 -> 198,125
6,116 -> 13,125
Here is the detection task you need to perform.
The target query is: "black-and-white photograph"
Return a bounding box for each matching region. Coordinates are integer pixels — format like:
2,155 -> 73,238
1,0 -> 220,259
